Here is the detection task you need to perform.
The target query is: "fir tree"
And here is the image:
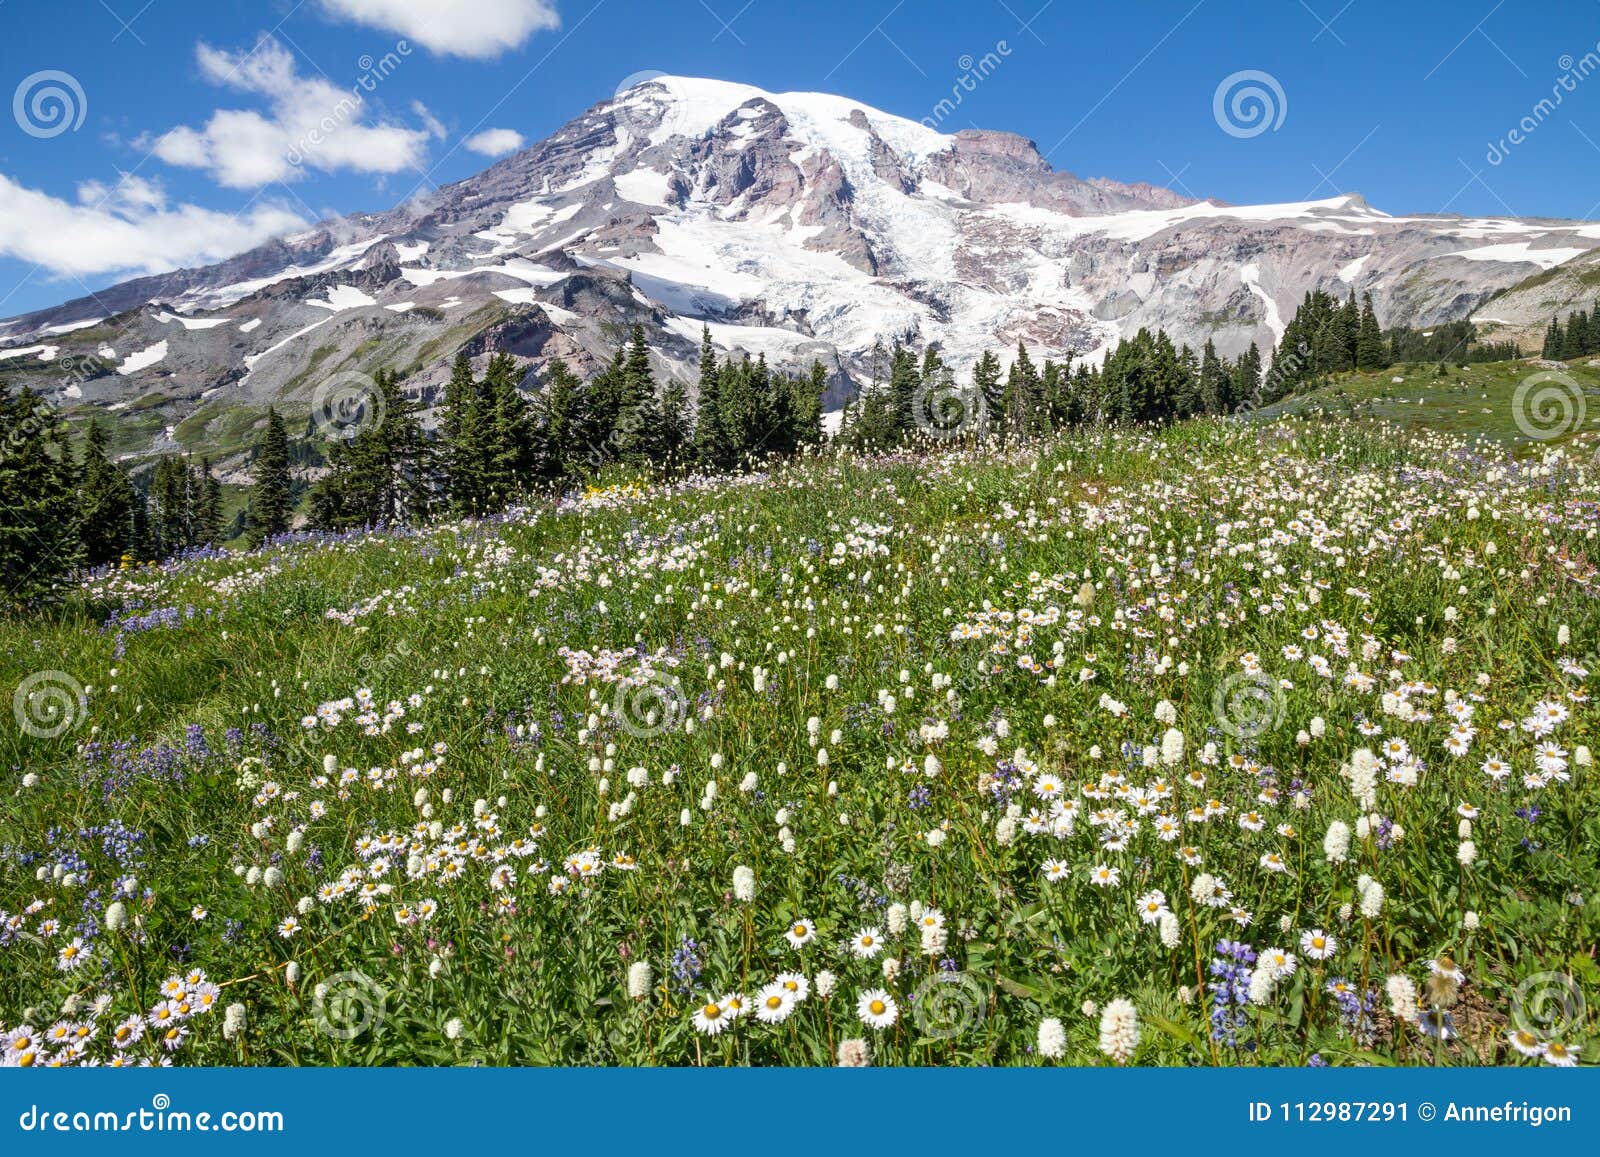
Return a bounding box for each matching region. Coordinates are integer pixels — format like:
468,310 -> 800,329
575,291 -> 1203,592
309,369 -> 432,529
76,418 -> 135,567
1356,293 -> 1386,371
611,325 -> 662,464
659,371 -> 693,469
441,353 -> 484,515
482,352 -> 532,509
1543,317 -> 1564,359
247,407 -> 293,547
195,457 -> 223,546
0,384 -> 81,600
692,326 -> 725,470
537,357 -> 585,483
1234,343 -> 1263,409
1198,341 -> 1227,415
972,349 -> 1003,427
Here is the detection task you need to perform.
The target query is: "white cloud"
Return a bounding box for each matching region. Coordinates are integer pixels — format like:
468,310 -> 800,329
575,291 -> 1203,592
0,173 -> 306,279
319,0 -> 560,58
150,37 -> 432,188
411,100 -> 447,140
464,128 -> 526,157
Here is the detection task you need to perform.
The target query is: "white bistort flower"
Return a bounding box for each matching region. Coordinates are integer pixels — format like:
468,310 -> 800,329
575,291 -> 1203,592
1097,998 -> 1140,1064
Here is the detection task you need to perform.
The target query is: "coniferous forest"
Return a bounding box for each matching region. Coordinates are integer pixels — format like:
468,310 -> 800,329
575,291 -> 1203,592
1540,302 -> 1600,360
0,295 -> 1550,604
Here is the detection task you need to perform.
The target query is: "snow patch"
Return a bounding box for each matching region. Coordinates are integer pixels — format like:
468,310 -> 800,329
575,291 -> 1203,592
614,167 -> 674,208
43,318 -> 103,335
156,310 -> 232,330
184,234 -> 389,309
0,344 -> 59,362
1338,254 -> 1372,284
244,318 -> 335,372
1443,241 -> 1589,268
1239,264 -> 1284,348
117,340 -> 168,375
306,285 -> 379,311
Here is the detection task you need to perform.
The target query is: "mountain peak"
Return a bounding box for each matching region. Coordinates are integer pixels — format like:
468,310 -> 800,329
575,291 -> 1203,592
4,74 -> 1599,470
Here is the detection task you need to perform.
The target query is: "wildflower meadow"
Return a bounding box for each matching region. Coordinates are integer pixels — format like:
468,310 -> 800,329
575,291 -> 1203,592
2,417 -> 1596,1067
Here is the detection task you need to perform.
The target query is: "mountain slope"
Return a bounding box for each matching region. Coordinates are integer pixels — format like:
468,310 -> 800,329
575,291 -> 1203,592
5,74 -> 1600,465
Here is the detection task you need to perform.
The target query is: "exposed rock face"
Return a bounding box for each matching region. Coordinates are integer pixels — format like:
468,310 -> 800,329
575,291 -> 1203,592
4,74 -> 1599,466
1467,249 -> 1600,348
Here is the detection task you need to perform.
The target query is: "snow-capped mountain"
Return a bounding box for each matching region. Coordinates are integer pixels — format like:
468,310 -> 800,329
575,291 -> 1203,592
5,74 -> 1600,460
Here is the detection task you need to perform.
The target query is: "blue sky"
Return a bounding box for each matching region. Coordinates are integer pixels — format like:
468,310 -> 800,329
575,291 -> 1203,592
2,0 -> 1599,318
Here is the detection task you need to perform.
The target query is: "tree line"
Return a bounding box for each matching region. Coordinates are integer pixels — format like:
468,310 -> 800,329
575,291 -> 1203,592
839,329 -> 1267,449
268,323 -> 828,533
0,288 -> 1544,604
0,387 -> 232,601
1541,302 -> 1600,361
1259,289 -> 1522,404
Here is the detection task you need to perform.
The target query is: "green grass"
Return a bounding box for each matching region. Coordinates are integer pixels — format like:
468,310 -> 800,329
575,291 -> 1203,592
1256,358 -> 1600,451
1,417 -> 1597,1067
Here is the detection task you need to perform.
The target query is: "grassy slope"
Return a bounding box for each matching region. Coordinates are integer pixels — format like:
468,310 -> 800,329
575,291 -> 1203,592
1255,357 -> 1600,451
2,418 -> 1598,1066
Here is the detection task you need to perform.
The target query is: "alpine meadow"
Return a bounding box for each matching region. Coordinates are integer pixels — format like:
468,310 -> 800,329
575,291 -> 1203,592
4,6 -> 1600,1074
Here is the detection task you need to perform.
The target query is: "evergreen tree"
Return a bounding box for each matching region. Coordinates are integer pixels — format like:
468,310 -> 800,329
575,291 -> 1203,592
611,324 -> 662,464
482,352 -> 533,508
149,455 -> 189,557
309,368 -> 432,529
1356,293 -> 1386,371
692,326 -> 725,470
887,343 -> 921,441
578,348 -> 627,473
0,384 -> 81,600
76,418 -> 135,567
1543,317 -> 1563,360
1234,343 -> 1263,410
972,348 -> 1003,427
195,457 -> 223,547
659,372 -> 693,469
441,353 -> 484,515
795,361 -> 828,447
1198,341 -> 1227,415
537,357 -> 585,483
247,407 -> 293,547
1000,343 -> 1042,436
